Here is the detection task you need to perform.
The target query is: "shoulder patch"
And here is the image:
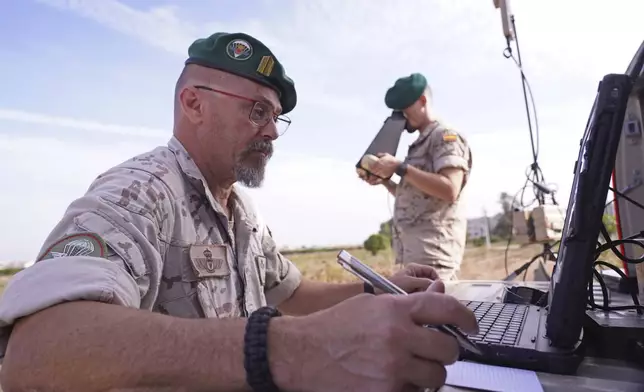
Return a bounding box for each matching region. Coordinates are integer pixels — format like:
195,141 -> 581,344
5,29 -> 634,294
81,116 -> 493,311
37,233 -> 107,262
442,129 -> 458,143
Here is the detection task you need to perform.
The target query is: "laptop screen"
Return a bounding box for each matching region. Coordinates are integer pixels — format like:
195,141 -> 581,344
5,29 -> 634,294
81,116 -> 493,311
545,73 -> 632,348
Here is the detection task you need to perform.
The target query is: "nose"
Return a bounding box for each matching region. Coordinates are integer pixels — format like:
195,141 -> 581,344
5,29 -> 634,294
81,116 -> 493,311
259,120 -> 279,140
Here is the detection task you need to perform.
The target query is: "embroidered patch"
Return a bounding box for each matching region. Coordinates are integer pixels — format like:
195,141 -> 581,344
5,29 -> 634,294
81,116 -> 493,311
226,39 -> 253,61
189,244 -> 231,278
443,131 -> 458,143
256,55 -> 275,76
37,233 -> 107,261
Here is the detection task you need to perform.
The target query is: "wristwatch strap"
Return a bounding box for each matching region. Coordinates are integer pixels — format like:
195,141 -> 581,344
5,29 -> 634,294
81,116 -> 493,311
244,306 -> 282,392
395,162 -> 408,178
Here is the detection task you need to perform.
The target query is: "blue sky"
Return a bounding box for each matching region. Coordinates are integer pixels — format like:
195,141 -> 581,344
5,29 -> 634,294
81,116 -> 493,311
1,0 -> 643,262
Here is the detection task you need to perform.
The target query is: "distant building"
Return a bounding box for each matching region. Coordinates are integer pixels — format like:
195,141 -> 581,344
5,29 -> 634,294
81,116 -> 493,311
467,214 -> 501,240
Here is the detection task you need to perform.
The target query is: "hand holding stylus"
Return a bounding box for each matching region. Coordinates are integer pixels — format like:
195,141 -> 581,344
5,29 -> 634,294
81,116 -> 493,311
272,280 -> 479,392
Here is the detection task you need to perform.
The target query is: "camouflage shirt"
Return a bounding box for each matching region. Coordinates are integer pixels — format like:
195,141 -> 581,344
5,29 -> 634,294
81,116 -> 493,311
0,136 -> 302,358
393,121 -> 472,271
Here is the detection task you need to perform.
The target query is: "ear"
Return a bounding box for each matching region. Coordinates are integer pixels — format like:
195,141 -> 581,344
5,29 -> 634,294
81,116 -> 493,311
418,94 -> 427,106
179,87 -> 204,124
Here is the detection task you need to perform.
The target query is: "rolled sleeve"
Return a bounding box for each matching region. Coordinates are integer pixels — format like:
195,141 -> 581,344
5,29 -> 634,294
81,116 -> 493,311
0,251 -> 144,361
0,166 -> 171,360
264,253 -> 302,306
0,255 -> 140,326
260,226 -> 302,306
431,130 -> 471,174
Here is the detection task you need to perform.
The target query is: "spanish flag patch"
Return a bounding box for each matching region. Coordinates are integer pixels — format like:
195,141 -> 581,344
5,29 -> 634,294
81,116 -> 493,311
443,132 -> 458,142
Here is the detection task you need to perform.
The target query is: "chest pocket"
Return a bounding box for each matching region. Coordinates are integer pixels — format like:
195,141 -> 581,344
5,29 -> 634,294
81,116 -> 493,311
154,242 -> 241,319
153,244 -> 203,318
405,133 -> 434,172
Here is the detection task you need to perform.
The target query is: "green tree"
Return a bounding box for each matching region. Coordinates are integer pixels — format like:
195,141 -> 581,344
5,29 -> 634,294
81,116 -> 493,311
492,191 -> 514,238
378,219 -> 393,238
602,213 -> 617,236
364,234 -> 387,255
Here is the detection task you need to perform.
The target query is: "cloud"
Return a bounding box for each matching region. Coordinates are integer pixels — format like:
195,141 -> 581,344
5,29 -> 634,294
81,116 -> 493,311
0,132 -> 161,262
3,0 -> 641,262
0,109 -> 167,140
36,0 -> 195,56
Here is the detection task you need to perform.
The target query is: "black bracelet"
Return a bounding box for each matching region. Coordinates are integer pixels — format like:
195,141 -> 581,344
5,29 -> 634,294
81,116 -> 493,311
364,282 -> 376,294
395,162 -> 409,178
244,306 -> 282,392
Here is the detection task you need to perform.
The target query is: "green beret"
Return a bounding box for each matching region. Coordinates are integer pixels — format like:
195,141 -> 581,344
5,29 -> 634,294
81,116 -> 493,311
185,32 -> 297,114
384,73 -> 428,110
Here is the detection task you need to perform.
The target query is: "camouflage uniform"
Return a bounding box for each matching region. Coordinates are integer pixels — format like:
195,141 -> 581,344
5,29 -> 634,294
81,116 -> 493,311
393,121 -> 472,280
0,136 -> 302,358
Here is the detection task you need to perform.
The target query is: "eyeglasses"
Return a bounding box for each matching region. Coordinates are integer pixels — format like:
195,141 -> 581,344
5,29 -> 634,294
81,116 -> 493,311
194,85 -> 291,136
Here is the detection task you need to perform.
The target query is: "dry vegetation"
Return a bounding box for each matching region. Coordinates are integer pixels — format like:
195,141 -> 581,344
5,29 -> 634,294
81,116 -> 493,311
285,241 -> 626,283
288,243 -> 548,282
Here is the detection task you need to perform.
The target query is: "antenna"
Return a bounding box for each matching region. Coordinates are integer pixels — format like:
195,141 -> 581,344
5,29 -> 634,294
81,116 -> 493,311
493,0 -> 552,206
494,0 -> 561,282
493,0 -> 515,44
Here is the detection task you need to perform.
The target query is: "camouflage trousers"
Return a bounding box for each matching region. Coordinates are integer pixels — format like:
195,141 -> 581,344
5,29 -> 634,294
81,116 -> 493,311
392,225 -> 461,281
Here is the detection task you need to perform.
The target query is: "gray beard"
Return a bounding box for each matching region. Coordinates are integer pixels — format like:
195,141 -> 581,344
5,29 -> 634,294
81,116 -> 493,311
235,139 -> 273,188
235,163 -> 266,188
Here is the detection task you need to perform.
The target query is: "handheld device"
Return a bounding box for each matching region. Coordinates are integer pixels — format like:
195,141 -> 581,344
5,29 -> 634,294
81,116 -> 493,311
336,250 -> 483,356
355,110 -> 408,180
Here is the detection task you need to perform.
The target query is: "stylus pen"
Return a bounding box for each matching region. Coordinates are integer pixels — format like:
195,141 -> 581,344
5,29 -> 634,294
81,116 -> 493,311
337,251 -> 483,356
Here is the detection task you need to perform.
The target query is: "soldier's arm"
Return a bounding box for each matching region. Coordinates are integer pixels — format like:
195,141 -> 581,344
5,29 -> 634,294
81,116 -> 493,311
0,168 -> 290,391
402,166 -> 463,202
256,225 -> 363,315
401,131 -> 470,203
382,178 -> 398,196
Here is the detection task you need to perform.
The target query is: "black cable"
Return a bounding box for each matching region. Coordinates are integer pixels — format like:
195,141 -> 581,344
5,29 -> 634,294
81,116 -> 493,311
500,15 -> 563,280
596,260 -> 641,308
587,185 -> 644,314
608,185 -> 644,211
595,225 -> 644,264
502,15 -> 560,209
504,16 -> 540,178
589,259 -> 644,313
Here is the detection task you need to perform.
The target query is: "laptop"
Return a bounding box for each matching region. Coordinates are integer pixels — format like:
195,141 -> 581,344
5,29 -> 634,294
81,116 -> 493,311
458,72 -> 633,375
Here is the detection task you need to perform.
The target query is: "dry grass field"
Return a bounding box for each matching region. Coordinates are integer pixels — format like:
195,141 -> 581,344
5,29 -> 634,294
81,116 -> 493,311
285,241 -> 625,283
287,242 -> 547,282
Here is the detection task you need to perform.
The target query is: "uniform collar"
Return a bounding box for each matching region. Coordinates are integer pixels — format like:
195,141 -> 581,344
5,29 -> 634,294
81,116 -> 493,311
167,136 -> 205,183
410,121 -> 441,148
167,136 -> 257,231
420,120 -> 441,137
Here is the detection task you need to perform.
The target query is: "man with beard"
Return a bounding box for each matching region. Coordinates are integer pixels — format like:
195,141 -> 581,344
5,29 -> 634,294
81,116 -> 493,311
0,34 -> 478,391
361,73 -> 473,281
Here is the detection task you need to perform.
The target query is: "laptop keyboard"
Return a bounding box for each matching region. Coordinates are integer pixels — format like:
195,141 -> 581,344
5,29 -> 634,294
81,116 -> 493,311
460,301 -> 529,346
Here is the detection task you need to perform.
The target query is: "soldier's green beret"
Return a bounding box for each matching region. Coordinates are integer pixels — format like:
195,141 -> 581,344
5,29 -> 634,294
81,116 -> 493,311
185,32 -> 297,114
384,73 -> 428,110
